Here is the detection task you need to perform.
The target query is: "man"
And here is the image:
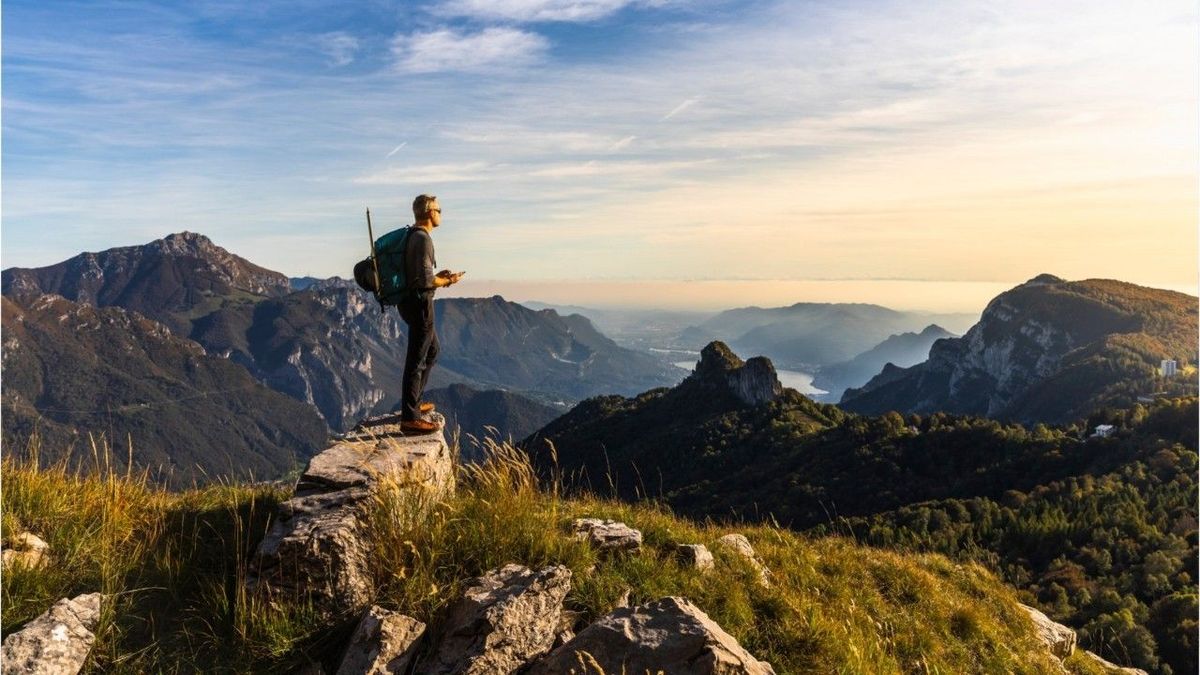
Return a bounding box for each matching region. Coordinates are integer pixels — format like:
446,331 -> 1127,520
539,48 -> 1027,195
398,194 -> 464,433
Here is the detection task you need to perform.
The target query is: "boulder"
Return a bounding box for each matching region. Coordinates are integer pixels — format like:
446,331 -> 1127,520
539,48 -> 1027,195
248,418 -> 453,617
1,593 -> 103,675
335,606 -> 425,675
248,486 -> 376,614
676,544 -> 714,572
572,519 -> 642,552
2,532 -> 52,569
424,564 -> 572,675
528,596 -> 775,675
1082,650 -> 1149,675
716,534 -> 771,585
1018,604 -> 1076,660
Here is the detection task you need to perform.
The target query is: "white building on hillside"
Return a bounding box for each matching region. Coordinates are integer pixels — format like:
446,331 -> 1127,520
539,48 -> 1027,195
1092,424 -> 1116,438
1160,359 -> 1178,377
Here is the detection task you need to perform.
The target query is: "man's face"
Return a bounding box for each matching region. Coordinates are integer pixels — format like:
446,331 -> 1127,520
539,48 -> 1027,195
428,200 -> 441,227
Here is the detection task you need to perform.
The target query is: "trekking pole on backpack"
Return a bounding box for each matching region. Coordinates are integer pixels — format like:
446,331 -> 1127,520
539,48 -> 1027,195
366,208 -> 384,314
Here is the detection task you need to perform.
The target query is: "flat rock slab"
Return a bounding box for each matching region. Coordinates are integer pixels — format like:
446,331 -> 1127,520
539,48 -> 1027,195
336,606 -> 425,675
297,414 -> 452,497
572,519 -> 643,552
1,593 -> 103,675
424,564 -> 572,675
1019,603 -> 1076,660
528,596 -> 776,675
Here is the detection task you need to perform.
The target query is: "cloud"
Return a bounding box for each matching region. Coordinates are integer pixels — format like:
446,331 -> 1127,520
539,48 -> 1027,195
355,162 -> 493,184
391,27 -> 548,73
315,31 -> 359,67
609,135 -> 636,151
386,142 -> 407,158
430,0 -> 649,22
660,97 -> 699,121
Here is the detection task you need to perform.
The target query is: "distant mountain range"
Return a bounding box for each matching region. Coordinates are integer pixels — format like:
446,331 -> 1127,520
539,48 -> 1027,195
811,324 -> 955,401
840,275 -> 1198,424
0,233 -> 681,481
2,233 -> 677,434
677,303 -> 977,371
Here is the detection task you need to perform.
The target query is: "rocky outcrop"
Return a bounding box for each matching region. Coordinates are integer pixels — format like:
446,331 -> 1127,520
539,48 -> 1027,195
424,564 -> 572,675
528,596 -> 776,675
335,606 -> 425,675
676,544 -> 714,572
1,593 -> 103,675
248,415 -> 452,617
1019,604 -> 1076,660
690,342 -> 782,407
572,519 -> 643,553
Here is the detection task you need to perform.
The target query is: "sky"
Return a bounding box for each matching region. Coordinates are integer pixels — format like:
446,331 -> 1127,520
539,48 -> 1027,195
2,0 -> 1197,312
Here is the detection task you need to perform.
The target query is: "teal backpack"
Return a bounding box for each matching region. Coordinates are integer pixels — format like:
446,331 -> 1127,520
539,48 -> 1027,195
353,226 -> 416,309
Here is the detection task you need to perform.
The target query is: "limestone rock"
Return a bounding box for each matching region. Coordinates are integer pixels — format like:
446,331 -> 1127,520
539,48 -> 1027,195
1,592 -> 103,675
716,534 -> 771,585
1082,650 -> 1148,674
248,419 -> 453,617
528,596 -> 776,675
1019,603 -> 1076,660
424,564 -> 572,675
297,414 -> 454,497
676,544 -> 715,572
249,486 -> 375,614
572,519 -> 642,552
335,606 -> 425,675
2,532 -> 52,569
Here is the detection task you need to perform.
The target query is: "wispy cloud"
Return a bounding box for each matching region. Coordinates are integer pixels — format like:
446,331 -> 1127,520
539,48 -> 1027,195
315,31 -> 359,67
431,0 -> 650,22
355,162 -> 494,184
609,135 -> 637,151
391,27 -> 548,73
386,142 -> 407,158
660,97 -> 699,121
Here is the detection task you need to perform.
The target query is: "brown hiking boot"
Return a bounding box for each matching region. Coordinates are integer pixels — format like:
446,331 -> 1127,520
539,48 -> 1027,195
419,402 -> 436,414
399,418 -> 441,434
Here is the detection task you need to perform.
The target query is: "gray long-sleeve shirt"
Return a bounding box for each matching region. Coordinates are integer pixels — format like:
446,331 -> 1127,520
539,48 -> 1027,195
404,227 -> 437,296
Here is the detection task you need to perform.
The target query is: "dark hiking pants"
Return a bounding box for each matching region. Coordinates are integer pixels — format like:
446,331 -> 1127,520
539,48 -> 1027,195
399,296 -> 439,421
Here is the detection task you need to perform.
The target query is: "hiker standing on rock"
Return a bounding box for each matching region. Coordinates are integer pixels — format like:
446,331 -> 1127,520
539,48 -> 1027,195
397,194 -> 463,433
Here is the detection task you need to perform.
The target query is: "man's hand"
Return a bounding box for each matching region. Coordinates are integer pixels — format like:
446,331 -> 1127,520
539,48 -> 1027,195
436,270 -> 466,286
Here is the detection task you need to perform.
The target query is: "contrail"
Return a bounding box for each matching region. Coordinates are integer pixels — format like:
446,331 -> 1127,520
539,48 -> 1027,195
386,142 -> 407,158
661,98 -> 699,121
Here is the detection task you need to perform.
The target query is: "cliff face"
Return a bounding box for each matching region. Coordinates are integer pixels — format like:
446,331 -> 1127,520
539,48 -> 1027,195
840,275 -> 1198,423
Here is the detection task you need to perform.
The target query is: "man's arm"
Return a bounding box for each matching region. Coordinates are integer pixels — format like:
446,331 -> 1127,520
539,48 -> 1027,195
406,230 -> 438,291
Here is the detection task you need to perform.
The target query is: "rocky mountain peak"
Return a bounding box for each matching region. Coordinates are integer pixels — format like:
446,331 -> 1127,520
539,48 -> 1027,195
694,341 -> 745,376
690,341 -> 781,406
157,231 -> 216,255
1023,273 -> 1065,286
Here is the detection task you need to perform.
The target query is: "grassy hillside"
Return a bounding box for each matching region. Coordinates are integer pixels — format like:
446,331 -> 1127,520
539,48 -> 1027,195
0,439 -> 1101,674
